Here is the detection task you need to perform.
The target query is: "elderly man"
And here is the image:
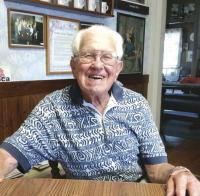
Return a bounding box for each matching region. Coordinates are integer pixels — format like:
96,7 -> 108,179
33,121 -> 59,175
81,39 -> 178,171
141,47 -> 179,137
0,25 -> 199,195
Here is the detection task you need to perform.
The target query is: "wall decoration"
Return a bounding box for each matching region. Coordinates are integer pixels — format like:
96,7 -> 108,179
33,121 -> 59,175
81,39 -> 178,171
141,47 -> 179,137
8,9 -> 45,48
117,13 -> 145,74
168,2 -> 196,21
46,16 -> 80,74
0,65 -> 11,82
124,0 -> 145,4
80,21 -> 102,29
115,0 -> 149,15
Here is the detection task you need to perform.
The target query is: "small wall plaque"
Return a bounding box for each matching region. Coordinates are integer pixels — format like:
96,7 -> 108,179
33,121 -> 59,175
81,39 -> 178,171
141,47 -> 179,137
115,0 -> 149,15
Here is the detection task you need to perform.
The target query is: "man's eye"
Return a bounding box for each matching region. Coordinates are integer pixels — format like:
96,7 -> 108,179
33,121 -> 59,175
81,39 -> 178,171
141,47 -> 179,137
102,54 -> 113,59
84,54 -> 93,58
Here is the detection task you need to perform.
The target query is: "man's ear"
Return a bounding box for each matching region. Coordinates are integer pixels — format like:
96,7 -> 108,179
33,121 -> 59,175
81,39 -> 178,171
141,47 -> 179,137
70,57 -> 75,70
70,57 -> 77,78
117,61 -> 124,75
115,61 -> 123,80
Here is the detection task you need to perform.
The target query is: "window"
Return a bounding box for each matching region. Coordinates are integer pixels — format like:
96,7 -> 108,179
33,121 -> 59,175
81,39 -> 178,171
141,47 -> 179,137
163,28 -> 182,81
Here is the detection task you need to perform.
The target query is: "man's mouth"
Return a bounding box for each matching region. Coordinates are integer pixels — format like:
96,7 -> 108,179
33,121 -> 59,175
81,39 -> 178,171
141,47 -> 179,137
89,75 -> 105,80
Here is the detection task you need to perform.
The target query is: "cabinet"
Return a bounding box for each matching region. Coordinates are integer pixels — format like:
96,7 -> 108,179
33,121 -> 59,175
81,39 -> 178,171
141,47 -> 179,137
160,82 -> 200,139
4,0 -> 114,17
166,0 -> 196,25
166,0 -> 200,77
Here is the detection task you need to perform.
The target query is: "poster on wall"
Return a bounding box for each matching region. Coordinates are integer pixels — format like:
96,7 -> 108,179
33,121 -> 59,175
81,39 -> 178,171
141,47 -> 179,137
117,13 -> 145,74
8,9 -> 45,48
46,16 -> 80,74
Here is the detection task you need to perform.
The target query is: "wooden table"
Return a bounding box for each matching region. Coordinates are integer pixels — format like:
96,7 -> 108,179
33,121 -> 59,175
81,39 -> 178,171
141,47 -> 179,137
0,178 -> 165,196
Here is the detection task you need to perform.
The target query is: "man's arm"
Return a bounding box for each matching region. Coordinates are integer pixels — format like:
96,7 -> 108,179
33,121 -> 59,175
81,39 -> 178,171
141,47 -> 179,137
145,162 -> 174,183
0,148 -> 18,182
145,163 -> 200,196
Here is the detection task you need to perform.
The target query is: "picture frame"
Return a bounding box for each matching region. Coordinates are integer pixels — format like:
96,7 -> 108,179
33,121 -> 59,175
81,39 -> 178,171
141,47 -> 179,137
117,13 -> 145,74
115,0 -> 149,15
46,16 -> 80,74
123,0 -> 145,4
8,9 -> 45,48
80,21 -> 102,29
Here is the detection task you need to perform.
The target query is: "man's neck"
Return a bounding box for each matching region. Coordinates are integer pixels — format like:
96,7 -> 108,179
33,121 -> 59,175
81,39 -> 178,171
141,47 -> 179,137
83,93 -> 110,114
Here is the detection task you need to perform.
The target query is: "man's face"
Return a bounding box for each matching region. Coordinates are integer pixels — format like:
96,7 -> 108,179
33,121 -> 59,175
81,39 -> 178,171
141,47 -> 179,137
70,33 -> 123,99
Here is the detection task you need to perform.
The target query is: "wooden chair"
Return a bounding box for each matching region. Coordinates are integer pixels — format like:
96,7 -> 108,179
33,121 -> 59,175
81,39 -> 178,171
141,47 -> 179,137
48,160 -> 65,179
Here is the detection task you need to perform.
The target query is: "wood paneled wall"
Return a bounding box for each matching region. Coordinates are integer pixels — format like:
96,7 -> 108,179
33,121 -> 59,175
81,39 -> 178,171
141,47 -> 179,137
0,74 -> 149,142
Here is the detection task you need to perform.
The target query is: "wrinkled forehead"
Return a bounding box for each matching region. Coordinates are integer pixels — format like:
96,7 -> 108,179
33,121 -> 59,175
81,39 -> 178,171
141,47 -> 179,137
79,32 -> 116,52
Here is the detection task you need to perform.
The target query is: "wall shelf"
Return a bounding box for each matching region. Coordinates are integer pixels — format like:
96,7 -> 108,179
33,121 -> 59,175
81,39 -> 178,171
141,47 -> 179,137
4,0 -> 114,17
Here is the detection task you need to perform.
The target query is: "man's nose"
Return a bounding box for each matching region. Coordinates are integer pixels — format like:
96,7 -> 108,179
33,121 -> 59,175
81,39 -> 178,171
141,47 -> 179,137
92,56 -> 104,68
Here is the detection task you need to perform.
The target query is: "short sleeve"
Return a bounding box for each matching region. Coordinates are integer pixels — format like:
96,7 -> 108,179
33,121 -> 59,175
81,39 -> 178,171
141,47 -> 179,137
134,96 -> 168,165
0,96 -> 60,172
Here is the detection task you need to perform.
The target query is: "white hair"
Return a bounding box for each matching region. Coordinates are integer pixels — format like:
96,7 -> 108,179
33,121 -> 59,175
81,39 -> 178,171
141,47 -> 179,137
71,25 -> 124,59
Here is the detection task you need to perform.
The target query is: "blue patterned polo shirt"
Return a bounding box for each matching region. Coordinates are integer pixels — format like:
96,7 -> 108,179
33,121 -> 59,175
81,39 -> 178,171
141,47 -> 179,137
1,82 -> 167,181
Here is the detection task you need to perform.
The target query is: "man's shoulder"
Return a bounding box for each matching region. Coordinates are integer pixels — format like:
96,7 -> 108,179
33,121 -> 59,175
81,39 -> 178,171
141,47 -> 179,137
113,81 -> 145,102
122,86 -> 145,101
37,86 -> 72,107
46,86 -> 71,100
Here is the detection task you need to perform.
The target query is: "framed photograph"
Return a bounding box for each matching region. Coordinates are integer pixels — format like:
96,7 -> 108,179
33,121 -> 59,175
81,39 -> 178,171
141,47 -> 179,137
8,9 -> 45,48
123,0 -> 145,4
46,16 -> 80,74
80,21 -> 102,29
117,13 -> 145,74
115,0 -> 149,15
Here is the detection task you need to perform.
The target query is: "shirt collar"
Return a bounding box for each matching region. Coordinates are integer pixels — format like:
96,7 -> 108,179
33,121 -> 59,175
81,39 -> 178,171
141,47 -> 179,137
69,80 -> 124,105
82,92 -> 118,115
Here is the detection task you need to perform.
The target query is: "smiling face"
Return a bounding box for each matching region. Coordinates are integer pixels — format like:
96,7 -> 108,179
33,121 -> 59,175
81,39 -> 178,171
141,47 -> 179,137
70,32 -> 123,101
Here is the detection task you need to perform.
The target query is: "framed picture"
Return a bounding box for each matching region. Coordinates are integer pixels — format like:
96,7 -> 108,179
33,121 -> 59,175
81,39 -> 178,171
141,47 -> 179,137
8,9 -> 45,48
115,0 -> 149,15
80,21 -> 102,29
117,13 -> 145,74
46,16 -> 80,74
124,0 -> 145,4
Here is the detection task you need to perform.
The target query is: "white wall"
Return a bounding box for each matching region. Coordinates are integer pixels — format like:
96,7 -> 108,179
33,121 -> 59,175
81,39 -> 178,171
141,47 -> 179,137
0,0 -> 167,126
0,0 -> 113,81
144,0 -> 167,127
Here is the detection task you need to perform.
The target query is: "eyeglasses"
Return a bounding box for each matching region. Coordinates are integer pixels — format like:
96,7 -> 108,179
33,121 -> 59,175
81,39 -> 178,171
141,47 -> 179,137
74,50 -> 120,66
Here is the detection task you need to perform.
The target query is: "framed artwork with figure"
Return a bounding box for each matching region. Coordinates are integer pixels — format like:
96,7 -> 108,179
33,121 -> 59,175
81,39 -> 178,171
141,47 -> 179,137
8,9 -> 45,48
117,13 -> 145,74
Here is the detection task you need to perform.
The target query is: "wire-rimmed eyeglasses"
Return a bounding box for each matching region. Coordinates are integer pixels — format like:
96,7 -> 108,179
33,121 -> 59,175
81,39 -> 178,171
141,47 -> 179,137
74,50 -> 120,66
